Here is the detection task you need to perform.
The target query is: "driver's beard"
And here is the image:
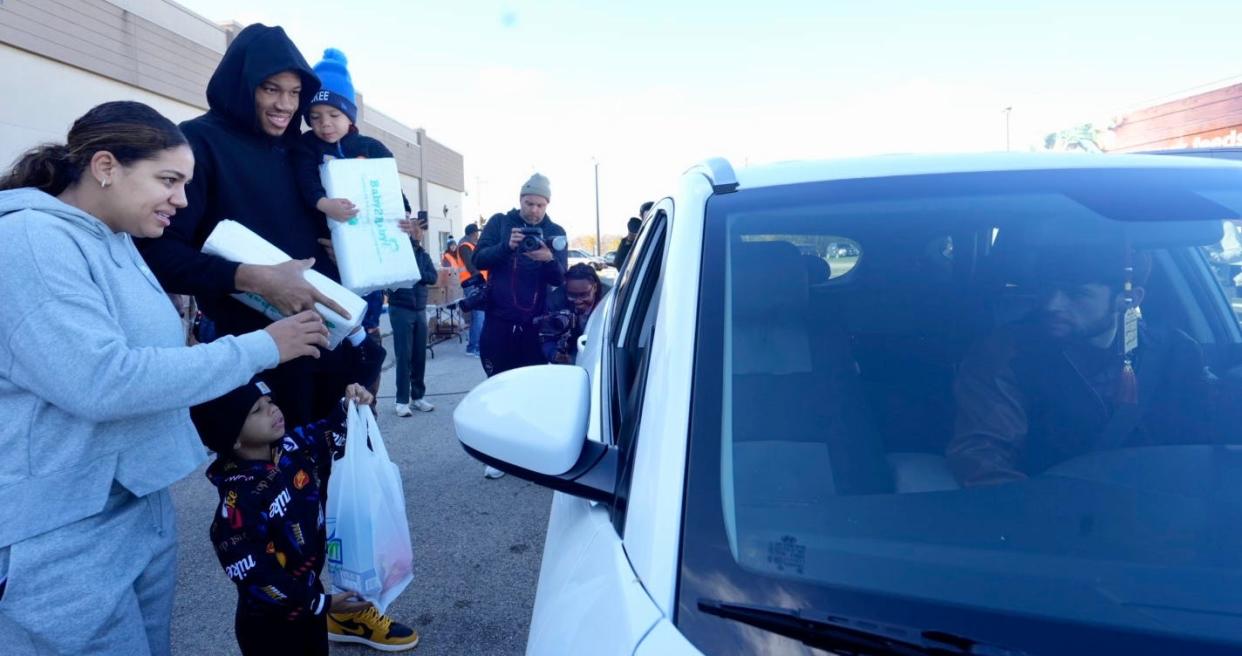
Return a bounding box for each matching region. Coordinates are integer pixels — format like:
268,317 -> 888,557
1072,311 -> 1122,347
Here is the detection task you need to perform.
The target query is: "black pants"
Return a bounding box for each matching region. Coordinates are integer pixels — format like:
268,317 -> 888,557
479,316 -> 545,377
235,609 -> 328,656
390,305 -> 428,403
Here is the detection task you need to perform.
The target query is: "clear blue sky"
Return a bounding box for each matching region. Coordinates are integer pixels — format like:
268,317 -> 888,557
178,0 -> 1242,241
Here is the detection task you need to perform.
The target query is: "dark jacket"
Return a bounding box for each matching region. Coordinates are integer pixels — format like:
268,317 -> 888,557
947,320 -> 1215,486
540,287 -> 593,363
207,402 -> 346,620
474,209 -> 568,324
614,234 -> 636,270
292,130 -> 413,215
387,243 -> 438,311
135,24 -> 332,337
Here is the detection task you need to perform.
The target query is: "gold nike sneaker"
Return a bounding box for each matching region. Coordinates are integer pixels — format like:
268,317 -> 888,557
328,604 -> 420,651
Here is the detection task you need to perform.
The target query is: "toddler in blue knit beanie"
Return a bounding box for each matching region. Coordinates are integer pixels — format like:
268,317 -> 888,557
294,48 -> 413,222
293,48 -> 418,410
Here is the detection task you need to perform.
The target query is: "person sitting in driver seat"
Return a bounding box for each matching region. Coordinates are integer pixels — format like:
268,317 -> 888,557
947,246 -> 1214,487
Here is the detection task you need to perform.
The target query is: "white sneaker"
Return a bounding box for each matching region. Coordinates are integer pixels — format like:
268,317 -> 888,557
394,403 -> 412,417
484,466 -> 506,479
411,399 -> 435,412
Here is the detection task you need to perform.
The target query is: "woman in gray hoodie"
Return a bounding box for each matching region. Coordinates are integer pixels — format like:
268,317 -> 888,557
0,102 -> 331,655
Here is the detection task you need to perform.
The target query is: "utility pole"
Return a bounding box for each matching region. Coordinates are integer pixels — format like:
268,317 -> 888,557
593,159 -> 602,256
1003,106 -> 1013,152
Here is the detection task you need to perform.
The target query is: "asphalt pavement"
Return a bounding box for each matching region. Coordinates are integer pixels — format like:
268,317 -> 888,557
169,315 -> 551,655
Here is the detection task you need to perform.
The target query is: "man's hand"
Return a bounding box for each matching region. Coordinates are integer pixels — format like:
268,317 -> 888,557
344,383 -> 374,407
398,219 -> 423,241
330,590 -> 370,614
316,238 -> 337,264
237,259 -> 352,319
524,242 -> 553,263
508,227 -> 524,251
317,197 -> 358,221
263,311 -> 330,362
553,351 -> 573,364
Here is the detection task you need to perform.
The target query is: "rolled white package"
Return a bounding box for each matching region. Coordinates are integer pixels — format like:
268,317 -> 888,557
202,220 -> 366,349
320,157 -> 420,294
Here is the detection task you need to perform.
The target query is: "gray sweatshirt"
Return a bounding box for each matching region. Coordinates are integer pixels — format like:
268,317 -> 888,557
0,189 -> 279,547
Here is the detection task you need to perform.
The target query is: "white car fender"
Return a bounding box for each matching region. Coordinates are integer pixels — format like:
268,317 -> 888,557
526,493 -> 663,655
633,619 -> 705,656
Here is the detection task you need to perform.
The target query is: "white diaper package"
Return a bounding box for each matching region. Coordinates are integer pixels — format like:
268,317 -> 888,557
320,157 -> 420,294
202,220 -> 366,349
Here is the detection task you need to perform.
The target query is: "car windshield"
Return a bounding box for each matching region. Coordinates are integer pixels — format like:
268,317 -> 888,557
681,164 -> 1242,653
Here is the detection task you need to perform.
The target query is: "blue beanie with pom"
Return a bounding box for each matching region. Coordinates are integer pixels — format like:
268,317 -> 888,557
308,48 -> 357,122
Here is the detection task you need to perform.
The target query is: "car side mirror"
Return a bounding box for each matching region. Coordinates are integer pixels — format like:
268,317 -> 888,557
454,365 -> 616,502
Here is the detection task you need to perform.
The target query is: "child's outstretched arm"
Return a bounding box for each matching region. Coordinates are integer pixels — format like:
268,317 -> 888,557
290,385 -> 373,470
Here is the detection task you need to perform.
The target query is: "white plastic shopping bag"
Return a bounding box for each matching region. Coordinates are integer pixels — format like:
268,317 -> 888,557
326,402 -> 414,612
202,220 -> 366,349
320,157 -> 421,294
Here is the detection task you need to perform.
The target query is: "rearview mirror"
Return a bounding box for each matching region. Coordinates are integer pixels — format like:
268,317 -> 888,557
454,365 -> 616,502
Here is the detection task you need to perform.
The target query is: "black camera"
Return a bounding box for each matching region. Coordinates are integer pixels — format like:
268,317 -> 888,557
535,309 -> 577,361
518,226 -> 544,253
535,309 -> 574,337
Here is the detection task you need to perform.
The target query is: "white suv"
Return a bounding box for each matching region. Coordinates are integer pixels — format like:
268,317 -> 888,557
456,154 -> 1242,656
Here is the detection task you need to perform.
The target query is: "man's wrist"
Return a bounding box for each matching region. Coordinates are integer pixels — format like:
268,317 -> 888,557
234,264 -> 266,294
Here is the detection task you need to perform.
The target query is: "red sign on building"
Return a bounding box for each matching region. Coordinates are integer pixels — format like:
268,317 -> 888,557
1108,83 -> 1242,152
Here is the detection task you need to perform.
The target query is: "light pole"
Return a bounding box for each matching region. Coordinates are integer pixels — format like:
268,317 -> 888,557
473,176 -> 486,225
1003,106 -> 1013,152
593,158 -> 601,256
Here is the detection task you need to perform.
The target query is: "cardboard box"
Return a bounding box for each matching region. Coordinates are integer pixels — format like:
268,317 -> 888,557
427,287 -> 449,307
435,267 -> 455,288
444,278 -> 463,303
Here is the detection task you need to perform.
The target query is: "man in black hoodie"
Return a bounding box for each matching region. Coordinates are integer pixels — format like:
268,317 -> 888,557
474,173 -> 568,378
136,24 -> 363,427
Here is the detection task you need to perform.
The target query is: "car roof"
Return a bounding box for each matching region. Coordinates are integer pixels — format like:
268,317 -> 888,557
1141,147 -> 1242,161
716,152 -> 1242,191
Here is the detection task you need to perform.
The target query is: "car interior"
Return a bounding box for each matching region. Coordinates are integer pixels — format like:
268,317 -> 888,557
727,211 -> 1239,498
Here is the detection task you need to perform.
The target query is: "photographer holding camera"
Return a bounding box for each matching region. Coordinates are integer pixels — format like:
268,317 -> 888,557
473,173 -> 568,379
540,264 -> 605,364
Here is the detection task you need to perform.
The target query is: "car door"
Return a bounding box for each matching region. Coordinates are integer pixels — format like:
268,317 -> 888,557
525,209 -> 671,655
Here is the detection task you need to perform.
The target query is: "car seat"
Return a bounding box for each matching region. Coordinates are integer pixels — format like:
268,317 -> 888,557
729,240 -> 893,497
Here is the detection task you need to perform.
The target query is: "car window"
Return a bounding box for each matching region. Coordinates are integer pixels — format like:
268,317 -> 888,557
1200,220 -> 1242,325
676,168 -> 1242,654
605,205 -> 669,532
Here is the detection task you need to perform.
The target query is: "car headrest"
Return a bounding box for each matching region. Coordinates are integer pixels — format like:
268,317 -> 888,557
803,254 -> 832,285
731,241 -> 810,320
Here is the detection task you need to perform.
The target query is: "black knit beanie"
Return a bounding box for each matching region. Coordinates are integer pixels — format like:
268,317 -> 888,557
191,379 -> 272,454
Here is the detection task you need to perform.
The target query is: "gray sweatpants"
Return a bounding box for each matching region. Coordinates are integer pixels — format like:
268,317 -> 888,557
0,484 -> 177,656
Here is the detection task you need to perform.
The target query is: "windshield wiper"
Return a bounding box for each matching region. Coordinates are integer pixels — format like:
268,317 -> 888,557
698,598 -> 1030,656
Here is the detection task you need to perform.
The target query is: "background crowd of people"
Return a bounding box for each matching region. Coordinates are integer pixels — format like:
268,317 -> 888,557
0,18 -> 630,654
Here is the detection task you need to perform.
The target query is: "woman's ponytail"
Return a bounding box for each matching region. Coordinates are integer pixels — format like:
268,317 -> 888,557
0,143 -> 75,195
0,101 -> 185,197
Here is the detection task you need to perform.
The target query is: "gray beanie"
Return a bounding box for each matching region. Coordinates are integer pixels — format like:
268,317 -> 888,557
520,173 -> 551,201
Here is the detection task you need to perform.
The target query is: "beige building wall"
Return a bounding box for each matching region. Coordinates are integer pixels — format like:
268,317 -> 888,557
0,0 -> 465,210
427,182 -> 464,256
0,42 -> 204,169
